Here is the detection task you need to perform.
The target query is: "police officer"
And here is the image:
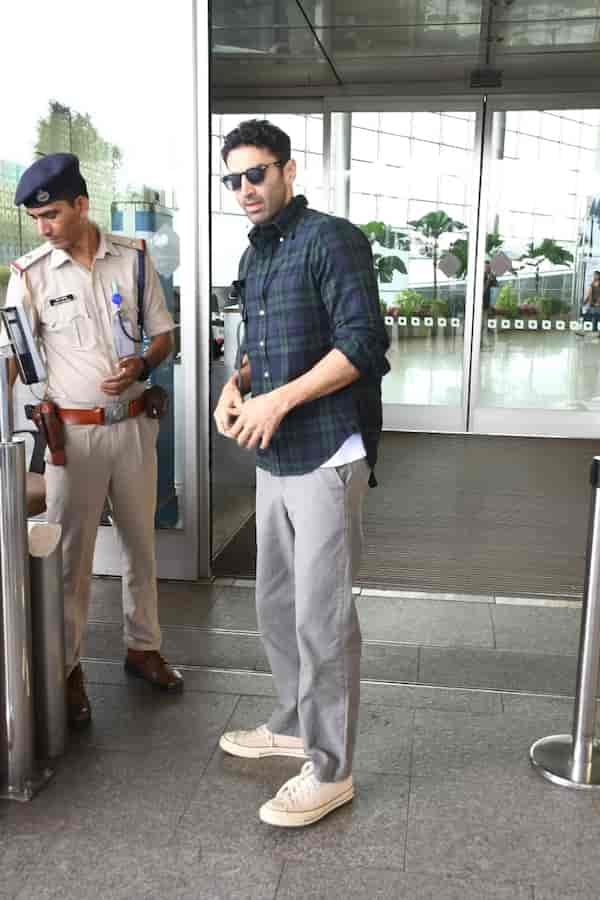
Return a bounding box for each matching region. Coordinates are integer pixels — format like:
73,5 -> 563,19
5,153 -> 183,728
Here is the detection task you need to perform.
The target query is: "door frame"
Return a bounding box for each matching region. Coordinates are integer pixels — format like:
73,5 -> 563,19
94,0 -> 211,580
469,92 -> 600,439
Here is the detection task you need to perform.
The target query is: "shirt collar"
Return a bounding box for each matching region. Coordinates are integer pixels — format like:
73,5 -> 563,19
49,227 -> 118,269
249,195 -> 308,247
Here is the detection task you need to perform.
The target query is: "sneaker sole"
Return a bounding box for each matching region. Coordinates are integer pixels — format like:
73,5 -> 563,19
219,734 -> 307,759
259,785 -> 354,827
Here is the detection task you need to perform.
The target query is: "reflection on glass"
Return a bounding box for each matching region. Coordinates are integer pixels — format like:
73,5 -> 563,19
479,108 -> 600,412
0,0 -> 188,529
344,110 -> 477,407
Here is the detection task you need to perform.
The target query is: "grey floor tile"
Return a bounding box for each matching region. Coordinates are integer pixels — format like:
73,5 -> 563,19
83,621 -> 261,670
254,642 -> 420,683
160,627 -> 261,669
533,876 -> 600,900
406,767 -> 600,881
67,682 -> 237,761
360,643 -> 420,683
14,840 -> 282,900
176,766 -> 288,858
354,704 -> 414,775
40,745 -> 202,813
492,605 -> 581,655
210,694 -> 413,776
360,681 -> 503,714
420,646 -> 578,695
0,834 -> 51,900
202,585 -> 258,630
262,773 -> 409,869
501,694 -> 578,719
358,595 -> 495,648
411,707 -> 570,777
276,865 -> 532,899
82,659 -> 277,697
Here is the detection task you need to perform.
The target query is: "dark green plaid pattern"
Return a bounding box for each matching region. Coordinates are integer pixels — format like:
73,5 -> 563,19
239,195 -> 390,477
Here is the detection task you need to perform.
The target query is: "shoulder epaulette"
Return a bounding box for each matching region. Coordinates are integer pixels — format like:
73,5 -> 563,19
10,243 -> 53,275
107,234 -> 146,252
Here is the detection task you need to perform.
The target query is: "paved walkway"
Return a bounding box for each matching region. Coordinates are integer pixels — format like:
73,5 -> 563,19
2,663 -> 599,899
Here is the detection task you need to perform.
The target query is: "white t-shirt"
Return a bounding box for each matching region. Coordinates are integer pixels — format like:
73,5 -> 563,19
320,432 -> 366,468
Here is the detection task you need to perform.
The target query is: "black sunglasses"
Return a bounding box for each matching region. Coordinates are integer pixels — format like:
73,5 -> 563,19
221,160 -> 286,192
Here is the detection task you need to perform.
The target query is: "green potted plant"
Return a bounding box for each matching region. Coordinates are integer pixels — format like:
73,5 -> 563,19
408,210 -> 466,300
492,284 -> 520,324
397,288 -> 431,338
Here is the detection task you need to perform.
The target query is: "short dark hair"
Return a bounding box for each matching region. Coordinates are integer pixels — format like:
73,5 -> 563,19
221,119 -> 291,165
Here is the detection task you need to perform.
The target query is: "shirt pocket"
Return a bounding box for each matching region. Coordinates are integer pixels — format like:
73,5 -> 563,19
41,297 -> 97,351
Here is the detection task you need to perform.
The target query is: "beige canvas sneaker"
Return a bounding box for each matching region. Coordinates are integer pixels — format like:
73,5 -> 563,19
259,761 -> 354,827
219,724 -> 307,759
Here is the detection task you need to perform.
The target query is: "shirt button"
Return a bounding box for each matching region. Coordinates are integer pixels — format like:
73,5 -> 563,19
279,237 -> 284,242
264,371 -> 269,378
259,340 -> 264,347
259,309 -> 265,316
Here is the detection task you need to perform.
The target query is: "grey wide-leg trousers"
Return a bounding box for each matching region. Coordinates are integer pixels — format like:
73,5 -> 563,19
255,459 -> 369,782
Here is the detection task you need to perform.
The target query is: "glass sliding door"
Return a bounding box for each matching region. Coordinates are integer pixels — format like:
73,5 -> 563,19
471,98 -> 600,439
328,100 -> 484,432
0,0 -> 208,579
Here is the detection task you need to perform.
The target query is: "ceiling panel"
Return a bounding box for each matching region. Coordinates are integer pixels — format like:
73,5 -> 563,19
327,24 -> 480,59
211,1 -> 600,92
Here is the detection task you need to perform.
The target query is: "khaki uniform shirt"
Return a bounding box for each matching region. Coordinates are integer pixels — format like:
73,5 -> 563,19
4,229 -> 174,408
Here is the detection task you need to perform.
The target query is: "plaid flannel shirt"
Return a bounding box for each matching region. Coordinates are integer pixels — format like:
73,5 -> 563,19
237,195 -> 390,478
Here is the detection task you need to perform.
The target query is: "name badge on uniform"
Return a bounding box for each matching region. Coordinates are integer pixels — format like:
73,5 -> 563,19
49,293 -> 75,307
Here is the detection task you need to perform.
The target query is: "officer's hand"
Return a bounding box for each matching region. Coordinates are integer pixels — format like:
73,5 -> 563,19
214,374 -> 243,435
100,357 -> 143,396
226,390 -> 288,450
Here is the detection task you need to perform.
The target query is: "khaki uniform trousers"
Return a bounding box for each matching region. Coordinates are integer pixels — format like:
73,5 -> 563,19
45,414 -> 161,675
256,459 -> 369,783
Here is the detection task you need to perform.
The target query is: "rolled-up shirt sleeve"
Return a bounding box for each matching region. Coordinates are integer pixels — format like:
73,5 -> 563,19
313,219 -> 389,378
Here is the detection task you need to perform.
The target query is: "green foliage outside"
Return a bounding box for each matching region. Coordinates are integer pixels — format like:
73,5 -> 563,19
360,221 -> 408,284
408,211 -> 466,299
519,239 -> 574,295
448,231 -> 503,279
494,284 -> 519,316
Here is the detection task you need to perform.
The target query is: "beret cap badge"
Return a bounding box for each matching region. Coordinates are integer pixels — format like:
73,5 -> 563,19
35,189 -> 50,203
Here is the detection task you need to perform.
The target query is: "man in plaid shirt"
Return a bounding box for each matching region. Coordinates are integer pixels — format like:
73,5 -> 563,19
215,119 -> 389,827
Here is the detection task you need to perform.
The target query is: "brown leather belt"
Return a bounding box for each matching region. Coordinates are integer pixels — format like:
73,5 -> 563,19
58,395 -> 146,426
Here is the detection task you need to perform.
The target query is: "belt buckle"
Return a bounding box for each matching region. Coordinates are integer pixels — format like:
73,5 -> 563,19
104,401 -> 127,425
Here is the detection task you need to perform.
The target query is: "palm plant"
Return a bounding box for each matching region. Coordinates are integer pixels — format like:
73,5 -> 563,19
360,221 -> 409,284
448,231 -> 503,280
519,239 -> 574,295
408,211 -> 466,299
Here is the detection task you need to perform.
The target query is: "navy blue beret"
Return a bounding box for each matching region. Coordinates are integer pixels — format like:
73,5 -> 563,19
15,153 -> 88,207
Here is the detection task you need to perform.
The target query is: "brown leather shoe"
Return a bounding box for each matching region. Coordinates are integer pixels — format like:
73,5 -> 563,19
124,650 -> 184,693
66,663 -> 92,729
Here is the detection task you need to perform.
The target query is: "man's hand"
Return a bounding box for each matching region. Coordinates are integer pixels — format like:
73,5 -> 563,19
100,356 -> 143,396
214,374 -> 244,435
226,390 -> 288,450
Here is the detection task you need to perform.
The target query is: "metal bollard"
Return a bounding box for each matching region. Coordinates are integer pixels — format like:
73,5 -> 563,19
0,355 -> 53,801
28,522 -> 66,761
530,456 -> 600,789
